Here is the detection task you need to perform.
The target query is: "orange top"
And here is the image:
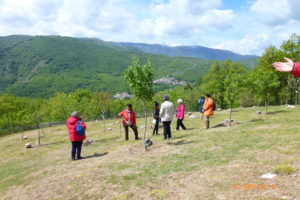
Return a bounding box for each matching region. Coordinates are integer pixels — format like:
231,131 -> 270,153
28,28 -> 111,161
203,97 -> 214,116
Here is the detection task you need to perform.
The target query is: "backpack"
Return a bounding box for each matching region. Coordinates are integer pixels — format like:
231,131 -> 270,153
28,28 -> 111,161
213,102 -> 216,111
76,120 -> 85,136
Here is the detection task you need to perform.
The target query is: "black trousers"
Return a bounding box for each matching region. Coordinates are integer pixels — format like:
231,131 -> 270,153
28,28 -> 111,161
153,118 -> 159,135
163,121 -> 172,139
124,124 -> 139,140
176,119 -> 186,130
71,141 -> 83,159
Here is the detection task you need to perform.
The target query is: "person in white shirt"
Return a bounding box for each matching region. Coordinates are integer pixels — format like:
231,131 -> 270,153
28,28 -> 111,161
159,94 -> 174,140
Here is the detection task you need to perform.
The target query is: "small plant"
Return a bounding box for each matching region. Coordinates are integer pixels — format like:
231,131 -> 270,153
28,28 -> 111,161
274,164 -> 295,175
149,189 -> 168,199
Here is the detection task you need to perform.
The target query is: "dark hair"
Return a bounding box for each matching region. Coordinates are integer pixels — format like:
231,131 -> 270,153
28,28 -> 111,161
154,101 -> 159,106
205,93 -> 211,98
200,96 -> 205,99
127,104 -> 132,108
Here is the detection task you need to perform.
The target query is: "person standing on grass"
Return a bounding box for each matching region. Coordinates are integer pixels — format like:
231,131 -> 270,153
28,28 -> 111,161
66,111 -> 86,161
203,94 -> 214,129
176,99 -> 187,131
198,96 -> 205,119
118,104 -> 139,141
159,94 -> 174,140
273,57 -> 300,78
153,101 -> 160,136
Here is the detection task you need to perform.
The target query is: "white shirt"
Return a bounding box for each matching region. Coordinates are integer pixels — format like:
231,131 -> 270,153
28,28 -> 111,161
159,101 -> 174,122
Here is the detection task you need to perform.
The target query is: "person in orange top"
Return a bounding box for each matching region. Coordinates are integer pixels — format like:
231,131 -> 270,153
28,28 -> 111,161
202,93 -> 214,129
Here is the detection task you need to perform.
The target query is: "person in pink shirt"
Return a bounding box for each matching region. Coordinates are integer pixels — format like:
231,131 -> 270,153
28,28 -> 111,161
273,57 -> 300,77
176,99 -> 187,131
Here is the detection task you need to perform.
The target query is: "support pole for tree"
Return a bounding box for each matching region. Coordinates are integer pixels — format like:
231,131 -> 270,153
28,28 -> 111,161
229,102 -> 233,126
143,102 -> 147,149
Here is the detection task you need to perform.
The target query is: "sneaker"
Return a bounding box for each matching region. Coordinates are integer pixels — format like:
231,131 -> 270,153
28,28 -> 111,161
71,158 -> 76,161
169,138 -> 172,141
77,156 -> 84,160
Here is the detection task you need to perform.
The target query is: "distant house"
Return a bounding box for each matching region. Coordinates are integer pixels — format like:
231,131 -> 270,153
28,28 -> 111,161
113,92 -> 133,99
154,76 -> 187,86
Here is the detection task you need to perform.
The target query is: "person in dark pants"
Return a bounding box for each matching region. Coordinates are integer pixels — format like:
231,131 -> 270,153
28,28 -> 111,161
118,104 -> 139,140
176,99 -> 186,130
66,111 -> 86,160
159,94 -> 174,140
153,101 -> 160,135
198,96 -> 205,119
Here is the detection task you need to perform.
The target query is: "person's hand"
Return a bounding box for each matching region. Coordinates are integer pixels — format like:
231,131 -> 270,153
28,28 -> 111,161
272,57 -> 294,72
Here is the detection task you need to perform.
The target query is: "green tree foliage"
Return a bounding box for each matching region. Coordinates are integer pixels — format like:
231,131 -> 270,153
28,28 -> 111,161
94,91 -> 111,131
125,56 -> 154,145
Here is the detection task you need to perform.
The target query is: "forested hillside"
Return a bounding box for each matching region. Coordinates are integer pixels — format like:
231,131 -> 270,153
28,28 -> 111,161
0,35 -> 256,98
115,42 -> 258,61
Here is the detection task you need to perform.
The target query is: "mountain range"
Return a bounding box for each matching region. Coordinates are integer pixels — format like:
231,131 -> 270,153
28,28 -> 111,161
0,35 -> 258,98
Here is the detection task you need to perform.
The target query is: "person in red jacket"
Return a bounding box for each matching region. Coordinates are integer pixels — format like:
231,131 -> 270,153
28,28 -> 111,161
176,99 -> 186,130
66,111 -> 86,160
118,104 -> 139,140
273,57 -> 300,77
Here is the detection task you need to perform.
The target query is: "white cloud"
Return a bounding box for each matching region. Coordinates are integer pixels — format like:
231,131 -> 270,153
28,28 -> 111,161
0,0 -> 299,55
250,0 -> 300,26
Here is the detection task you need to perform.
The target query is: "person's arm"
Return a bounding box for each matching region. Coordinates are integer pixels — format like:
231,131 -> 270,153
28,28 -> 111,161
291,62 -> 300,78
80,120 -> 86,130
118,110 -> 124,117
272,57 -> 300,78
159,104 -> 165,117
132,111 -> 136,125
203,100 -> 208,111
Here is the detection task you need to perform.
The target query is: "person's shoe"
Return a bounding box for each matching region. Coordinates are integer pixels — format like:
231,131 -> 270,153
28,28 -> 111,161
77,156 -> 84,160
71,158 -> 76,161
169,138 -> 172,141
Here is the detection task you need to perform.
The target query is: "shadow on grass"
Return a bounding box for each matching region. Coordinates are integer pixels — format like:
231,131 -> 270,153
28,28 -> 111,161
94,136 -> 120,143
168,140 -> 194,146
84,152 -> 108,159
38,140 -> 66,147
249,118 -> 264,123
266,110 -> 288,115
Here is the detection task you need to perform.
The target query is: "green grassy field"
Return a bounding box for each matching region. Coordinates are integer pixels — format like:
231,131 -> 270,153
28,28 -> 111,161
0,106 -> 299,200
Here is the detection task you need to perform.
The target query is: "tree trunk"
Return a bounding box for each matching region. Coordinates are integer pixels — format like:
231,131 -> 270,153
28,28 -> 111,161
258,96 -> 260,107
295,90 -> 298,106
36,123 -> 40,147
265,100 -> 268,114
290,88 -> 294,104
143,102 -> 147,148
229,102 -> 233,126
21,124 -> 24,141
102,112 -> 106,132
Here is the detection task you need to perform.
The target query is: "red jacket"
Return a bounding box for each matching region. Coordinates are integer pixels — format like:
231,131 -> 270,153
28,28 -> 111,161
119,109 -> 136,126
66,117 -> 86,141
176,104 -> 185,120
291,63 -> 300,78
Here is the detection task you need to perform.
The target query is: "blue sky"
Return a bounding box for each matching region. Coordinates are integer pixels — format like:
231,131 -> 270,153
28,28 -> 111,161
0,0 -> 299,55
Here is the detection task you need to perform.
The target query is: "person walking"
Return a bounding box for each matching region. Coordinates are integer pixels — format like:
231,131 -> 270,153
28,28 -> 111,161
66,111 -> 86,161
159,94 -> 174,140
118,104 -> 139,141
176,99 -> 187,130
198,96 -> 205,119
153,101 -> 160,136
203,94 -> 214,129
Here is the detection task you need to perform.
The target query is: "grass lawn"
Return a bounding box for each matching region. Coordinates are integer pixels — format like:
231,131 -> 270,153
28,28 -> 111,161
0,106 -> 299,200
